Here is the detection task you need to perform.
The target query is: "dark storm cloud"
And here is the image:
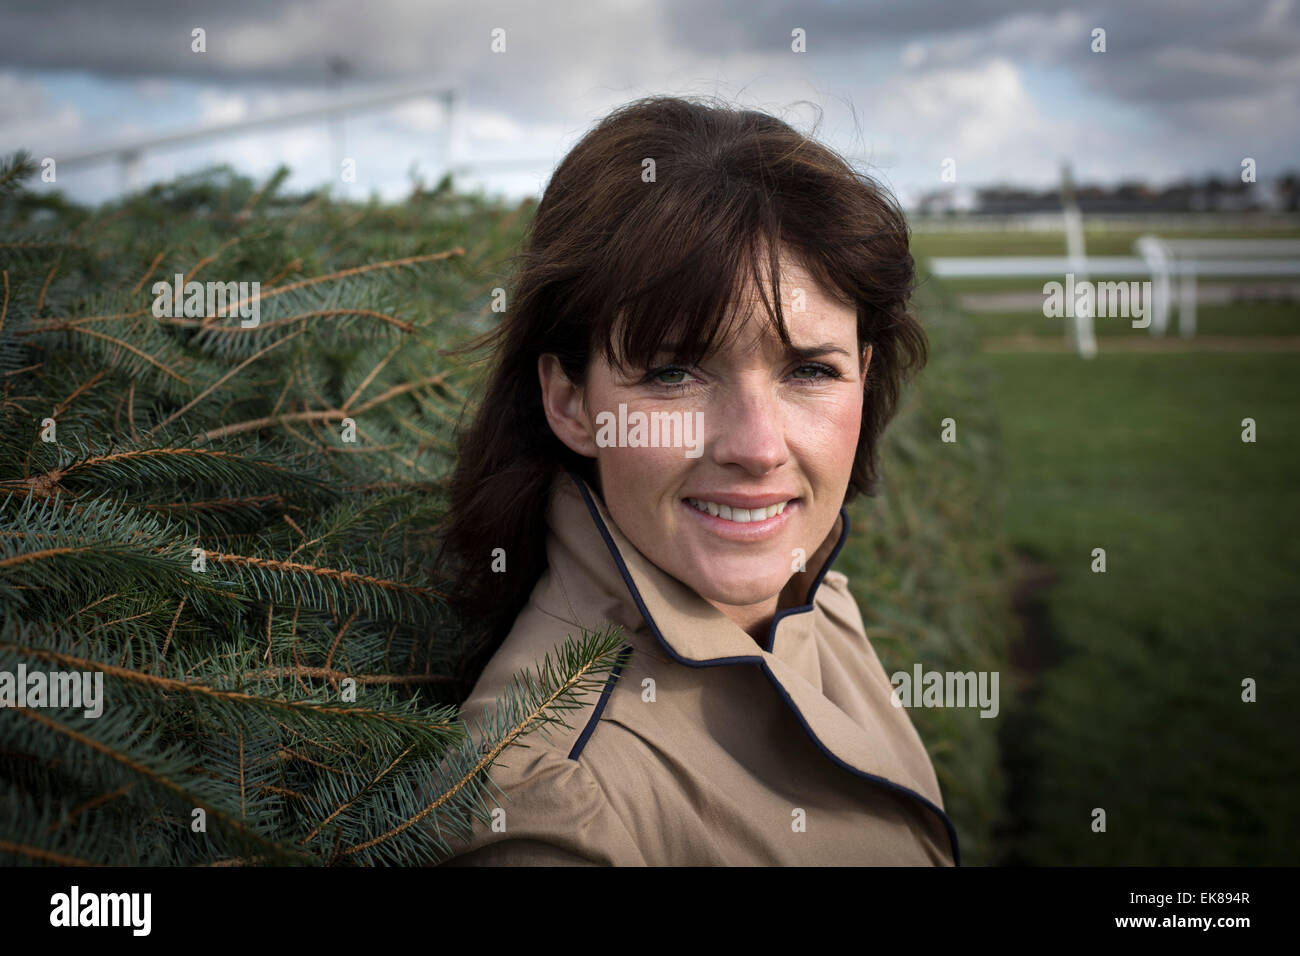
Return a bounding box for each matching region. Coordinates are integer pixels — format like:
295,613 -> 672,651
0,0 -> 640,125
659,0 -> 1299,104
0,0 -> 1295,108
659,0 -> 1068,47
0,0 -> 427,81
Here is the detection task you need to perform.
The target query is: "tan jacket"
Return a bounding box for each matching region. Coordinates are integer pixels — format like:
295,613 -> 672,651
441,469 -> 959,866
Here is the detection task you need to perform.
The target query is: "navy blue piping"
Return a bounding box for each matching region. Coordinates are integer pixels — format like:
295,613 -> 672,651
561,467 -> 962,866
567,644 -> 633,761
765,499 -> 852,653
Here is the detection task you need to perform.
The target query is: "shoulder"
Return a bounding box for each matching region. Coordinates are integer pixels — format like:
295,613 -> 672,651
821,568 -> 850,593
441,594 -> 646,866
439,735 -> 646,866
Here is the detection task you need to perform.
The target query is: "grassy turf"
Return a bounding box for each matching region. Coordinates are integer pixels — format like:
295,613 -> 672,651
836,282 -> 1016,866
911,227 -> 1300,260
965,302 -> 1300,341
983,350 -> 1300,863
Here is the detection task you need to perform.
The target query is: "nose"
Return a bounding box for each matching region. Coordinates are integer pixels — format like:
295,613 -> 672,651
707,383 -> 789,475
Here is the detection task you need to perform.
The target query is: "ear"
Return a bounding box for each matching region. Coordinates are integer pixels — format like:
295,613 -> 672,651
860,343 -> 874,383
538,353 -> 598,457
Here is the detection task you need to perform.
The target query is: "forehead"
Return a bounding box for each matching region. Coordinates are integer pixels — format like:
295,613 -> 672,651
731,252 -> 858,337
601,242 -> 858,371
747,254 -> 853,313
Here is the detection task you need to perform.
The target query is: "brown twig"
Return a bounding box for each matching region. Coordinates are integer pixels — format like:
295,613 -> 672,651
145,327 -> 305,439
0,840 -> 98,866
128,250 -> 167,297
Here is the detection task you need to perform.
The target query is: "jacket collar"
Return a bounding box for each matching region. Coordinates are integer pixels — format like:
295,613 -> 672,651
550,468 -> 849,664
540,467 -> 961,864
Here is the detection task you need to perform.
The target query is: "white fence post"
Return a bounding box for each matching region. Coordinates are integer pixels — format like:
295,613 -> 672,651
1060,164 -> 1097,359
1135,235 -> 1173,336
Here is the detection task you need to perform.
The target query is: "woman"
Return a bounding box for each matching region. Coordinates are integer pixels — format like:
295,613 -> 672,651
437,95 -> 958,865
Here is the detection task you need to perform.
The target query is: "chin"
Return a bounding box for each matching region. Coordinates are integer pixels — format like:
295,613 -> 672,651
692,572 -> 787,609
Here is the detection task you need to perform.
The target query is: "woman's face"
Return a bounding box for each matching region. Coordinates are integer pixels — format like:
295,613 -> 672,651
540,255 -> 870,634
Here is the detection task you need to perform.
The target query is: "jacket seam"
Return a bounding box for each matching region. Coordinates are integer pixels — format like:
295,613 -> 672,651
548,546 -> 584,624
531,602 -> 588,632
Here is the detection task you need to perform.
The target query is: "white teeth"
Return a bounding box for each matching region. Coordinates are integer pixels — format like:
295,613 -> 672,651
686,498 -> 789,523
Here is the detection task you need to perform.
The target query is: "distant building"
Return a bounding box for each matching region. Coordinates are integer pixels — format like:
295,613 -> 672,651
915,186 -> 979,216
911,173 -> 1298,215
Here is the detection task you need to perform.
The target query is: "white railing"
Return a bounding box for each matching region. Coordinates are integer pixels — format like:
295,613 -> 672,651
1133,238 -> 1300,336
55,81 -> 461,192
928,239 -> 1300,349
47,81 -> 557,195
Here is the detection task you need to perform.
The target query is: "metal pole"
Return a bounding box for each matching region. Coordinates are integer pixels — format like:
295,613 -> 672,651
327,55 -> 353,195
442,89 -> 457,185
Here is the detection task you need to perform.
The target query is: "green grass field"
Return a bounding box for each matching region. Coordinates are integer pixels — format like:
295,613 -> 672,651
951,246 -> 1300,863
962,302 -> 1300,341
912,227 -> 1300,260
918,224 -> 1300,863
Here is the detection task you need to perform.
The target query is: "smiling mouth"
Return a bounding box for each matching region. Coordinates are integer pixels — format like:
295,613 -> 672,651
684,497 -> 792,523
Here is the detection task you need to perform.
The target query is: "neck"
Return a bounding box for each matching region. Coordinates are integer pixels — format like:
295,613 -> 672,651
707,592 -> 781,646
708,563 -> 822,646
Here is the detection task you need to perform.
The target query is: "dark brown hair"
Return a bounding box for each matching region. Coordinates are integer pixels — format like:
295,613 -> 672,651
438,94 -> 926,653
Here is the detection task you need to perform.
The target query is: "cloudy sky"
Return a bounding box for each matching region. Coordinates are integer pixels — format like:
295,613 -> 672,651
1,0 -> 1296,207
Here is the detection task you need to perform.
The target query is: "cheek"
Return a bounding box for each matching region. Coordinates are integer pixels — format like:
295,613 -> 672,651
596,448 -> 692,561
795,391 -> 863,464
597,446 -> 688,502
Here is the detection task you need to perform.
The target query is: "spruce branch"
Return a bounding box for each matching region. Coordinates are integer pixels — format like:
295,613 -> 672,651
227,249 -> 466,315
0,154 -> 537,866
0,149 -> 37,193
190,371 -> 452,445
1,640 -> 461,744
126,250 -> 168,297
145,326 -> 307,439
339,626 -> 631,863
8,707 -> 313,865
0,840 -> 98,866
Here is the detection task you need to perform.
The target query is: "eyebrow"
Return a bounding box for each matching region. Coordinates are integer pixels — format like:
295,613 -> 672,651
654,341 -> 854,360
